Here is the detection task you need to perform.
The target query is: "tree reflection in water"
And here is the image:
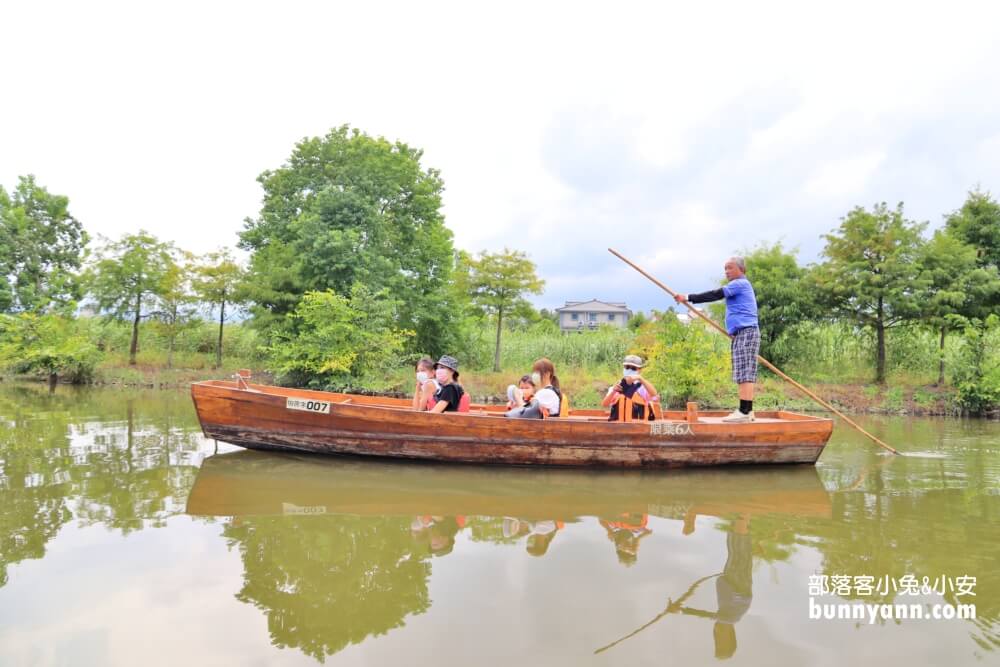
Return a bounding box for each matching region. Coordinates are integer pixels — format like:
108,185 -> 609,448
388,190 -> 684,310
223,515 -> 431,661
189,452 -> 820,662
192,448 -> 999,663
2,385 -> 998,664
0,384 -> 208,587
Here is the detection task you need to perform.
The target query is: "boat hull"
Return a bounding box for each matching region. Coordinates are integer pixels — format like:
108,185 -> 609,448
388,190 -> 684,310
190,381 -> 833,468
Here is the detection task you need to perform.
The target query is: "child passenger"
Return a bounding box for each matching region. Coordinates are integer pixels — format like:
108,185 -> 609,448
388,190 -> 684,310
412,356 -> 440,411
506,375 -> 536,410
506,358 -> 562,419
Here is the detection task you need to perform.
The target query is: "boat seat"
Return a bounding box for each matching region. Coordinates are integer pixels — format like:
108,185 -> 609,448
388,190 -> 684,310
614,393 -> 661,422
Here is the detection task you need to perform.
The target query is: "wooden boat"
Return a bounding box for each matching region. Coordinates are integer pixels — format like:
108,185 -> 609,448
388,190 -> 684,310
190,380 -> 834,468
186,449 -> 833,520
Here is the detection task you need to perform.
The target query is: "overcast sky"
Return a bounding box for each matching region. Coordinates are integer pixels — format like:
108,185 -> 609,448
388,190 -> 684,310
3,0 -> 999,312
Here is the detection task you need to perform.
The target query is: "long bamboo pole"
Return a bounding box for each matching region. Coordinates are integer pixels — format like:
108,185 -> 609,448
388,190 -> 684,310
594,572 -> 722,654
609,248 -> 900,456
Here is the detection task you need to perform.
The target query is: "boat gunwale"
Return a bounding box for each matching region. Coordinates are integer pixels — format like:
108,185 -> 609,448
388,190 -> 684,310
190,379 -> 834,428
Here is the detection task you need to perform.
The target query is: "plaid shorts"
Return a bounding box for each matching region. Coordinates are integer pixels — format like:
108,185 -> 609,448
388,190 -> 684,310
731,326 -> 760,384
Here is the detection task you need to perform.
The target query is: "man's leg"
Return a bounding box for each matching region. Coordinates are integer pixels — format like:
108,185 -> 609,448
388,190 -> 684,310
738,327 -> 759,415
724,328 -> 758,422
738,382 -> 754,414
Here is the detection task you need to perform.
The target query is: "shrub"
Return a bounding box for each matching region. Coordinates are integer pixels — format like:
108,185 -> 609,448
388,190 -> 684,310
951,316 -> 1000,414
267,286 -> 413,390
644,315 -> 732,407
0,313 -> 102,383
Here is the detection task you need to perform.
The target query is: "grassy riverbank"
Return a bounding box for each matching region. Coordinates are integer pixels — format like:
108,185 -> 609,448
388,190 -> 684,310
6,357 -> 968,417
85,349 -> 271,388
2,317 -> 995,417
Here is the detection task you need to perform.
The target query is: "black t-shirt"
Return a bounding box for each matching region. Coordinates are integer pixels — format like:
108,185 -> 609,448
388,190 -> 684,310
616,379 -> 642,398
434,383 -> 464,412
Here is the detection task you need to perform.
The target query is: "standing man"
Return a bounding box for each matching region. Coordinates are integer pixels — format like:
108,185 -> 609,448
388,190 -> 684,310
675,257 -> 759,423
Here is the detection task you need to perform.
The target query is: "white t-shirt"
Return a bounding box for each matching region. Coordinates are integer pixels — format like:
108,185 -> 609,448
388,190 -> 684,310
535,387 -> 560,416
530,520 -> 557,535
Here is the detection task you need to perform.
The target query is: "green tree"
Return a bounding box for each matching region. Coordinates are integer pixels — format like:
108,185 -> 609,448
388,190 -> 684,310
627,311 -> 649,332
239,125 -> 457,354
0,313 -> 101,385
737,242 -> 815,363
917,230 -> 1000,384
447,249 -> 483,337
154,250 -> 200,369
268,285 -> 413,388
86,231 -> 176,366
538,308 -> 559,325
812,203 -> 927,384
191,249 -> 247,369
945,188 -> 1000,271
644,314 -> 731,406
951,315 -> 1000,414
942,189 -> 1000,399
467,249 -> 545,372
0,175 -> 87,313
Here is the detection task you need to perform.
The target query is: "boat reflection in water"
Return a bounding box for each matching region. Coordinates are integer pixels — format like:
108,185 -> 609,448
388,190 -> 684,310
2,385 -> 996,664
187,450 -> 829,662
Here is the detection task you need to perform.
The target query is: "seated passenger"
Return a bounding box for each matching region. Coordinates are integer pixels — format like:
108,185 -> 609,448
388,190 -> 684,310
602,354 -> 660,421
501,517 -> 564,557
412,356 -> 440,412
506,358 -> 561,419
410,515 -> 465,557
506,375 -> 536,410
525,520 -> 564,557
600,513 -> 652,566
429,355 -> 466,413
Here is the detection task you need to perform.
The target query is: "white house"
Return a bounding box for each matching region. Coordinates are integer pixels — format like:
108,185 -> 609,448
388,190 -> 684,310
675,307 -> 705,325
555,299 -> 631,332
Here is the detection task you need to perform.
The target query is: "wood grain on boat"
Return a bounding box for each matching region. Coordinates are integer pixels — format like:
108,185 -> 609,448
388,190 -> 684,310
191,380 -> 834,467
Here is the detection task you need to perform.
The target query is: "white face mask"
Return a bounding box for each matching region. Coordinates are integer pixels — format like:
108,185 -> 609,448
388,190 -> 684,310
531,372 -> 542,386
416,371 -> 429,383
623,368 -> 639,378
435,368 -> 450,383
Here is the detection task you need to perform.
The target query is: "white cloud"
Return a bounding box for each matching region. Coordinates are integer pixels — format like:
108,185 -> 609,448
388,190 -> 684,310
2,0 -> 1000,310
975,133 -> 1000,184
804,152 -> 887,199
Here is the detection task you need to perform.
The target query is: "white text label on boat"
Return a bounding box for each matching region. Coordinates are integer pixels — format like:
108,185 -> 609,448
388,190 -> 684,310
286,398 -> 331,414
282,502 -> 327,515
649,422 -> 694,437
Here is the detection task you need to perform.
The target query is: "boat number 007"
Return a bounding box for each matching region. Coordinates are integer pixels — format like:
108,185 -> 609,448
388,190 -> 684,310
286,398 -> 332,414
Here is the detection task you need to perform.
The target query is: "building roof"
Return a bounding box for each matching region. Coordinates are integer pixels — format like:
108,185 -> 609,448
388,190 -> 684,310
555,299 -> 631,314
675,307 -> 707,324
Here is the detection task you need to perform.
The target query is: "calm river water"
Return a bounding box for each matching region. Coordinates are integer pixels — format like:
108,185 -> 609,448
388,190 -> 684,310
0,383 -> 997,666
